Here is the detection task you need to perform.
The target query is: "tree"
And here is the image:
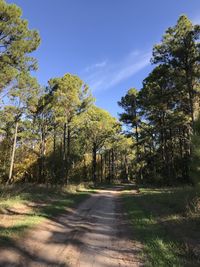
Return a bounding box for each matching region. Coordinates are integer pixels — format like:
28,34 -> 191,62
83,106 -> 119,183
118,88 -> 140,155
108,134 -> 134,182
151,15 -> 200,183
48,73 -> 93,183
118,16 -> 200,185
152,15 -> 200,129
190,117 -> 200,185
118,88 -> 144,181
6,74 -> 40,184
0,0 -> 40,94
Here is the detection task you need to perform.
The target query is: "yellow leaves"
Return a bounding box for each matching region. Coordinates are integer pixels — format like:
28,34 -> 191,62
14,151 -> 37,181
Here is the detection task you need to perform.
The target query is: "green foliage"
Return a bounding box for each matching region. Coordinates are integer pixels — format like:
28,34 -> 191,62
83,106 -> 119,147
191,118 -> 200,185
118,88 -> 139,128
119,15 -> 200,185
1,1 -> 199,189
0,0 -> 40,91
124,187 -> 200,266
49,73 -> 93,123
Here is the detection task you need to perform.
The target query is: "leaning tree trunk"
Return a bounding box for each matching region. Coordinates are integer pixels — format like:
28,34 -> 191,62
7,121 -> 19,184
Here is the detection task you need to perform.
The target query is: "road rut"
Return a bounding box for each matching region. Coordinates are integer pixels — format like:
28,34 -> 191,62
0,187 -> 142,267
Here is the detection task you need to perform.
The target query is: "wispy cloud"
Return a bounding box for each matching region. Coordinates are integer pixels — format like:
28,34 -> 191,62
84,60 -> 107,73
81,50 -> 151,92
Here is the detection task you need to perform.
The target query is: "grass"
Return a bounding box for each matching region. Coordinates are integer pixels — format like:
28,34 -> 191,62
0,184 -> 90,245
123,186 -> 200,267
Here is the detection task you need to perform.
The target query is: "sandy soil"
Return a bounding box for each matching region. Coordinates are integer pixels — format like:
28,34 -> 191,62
0,187 -> 142,267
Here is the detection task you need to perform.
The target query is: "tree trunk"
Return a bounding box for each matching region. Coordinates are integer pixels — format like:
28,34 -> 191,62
100,154 -> 103,183
92,142 -> 97,184
135,124 -> 139,159
53,125 -> 57,178
62,122 -> 67,183
124,154 -> 128,181
38,128 -> 46,183
7,121 -> 19,184
83,155 -> 88,181
185,67 -> 195,130
111,148 -> 114,181
66,124 -> 71,184
108,150 -> 111,184
53,125 -> 56,155
104,152 -> 107,180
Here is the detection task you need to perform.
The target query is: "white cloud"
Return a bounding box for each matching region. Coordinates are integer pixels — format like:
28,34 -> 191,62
84,60 -> 107,73
81,50 -> 151,92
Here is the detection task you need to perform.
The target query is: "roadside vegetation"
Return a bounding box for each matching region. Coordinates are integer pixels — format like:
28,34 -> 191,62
123,186 -> 200,266
0,184 -> 90,245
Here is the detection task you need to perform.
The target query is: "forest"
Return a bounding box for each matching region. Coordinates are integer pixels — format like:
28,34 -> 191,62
0,0 -> 200,266
0,2 -> 199,188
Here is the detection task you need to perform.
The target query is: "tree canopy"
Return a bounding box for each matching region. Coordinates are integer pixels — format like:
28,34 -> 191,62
0,2 -> 199,188
0,0 -> 40,93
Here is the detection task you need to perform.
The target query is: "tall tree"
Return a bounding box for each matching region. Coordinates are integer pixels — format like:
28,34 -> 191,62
49,73 -> 93,183
118,16 -> 200,185
6,74 -> 40,183
152,15 -> 200,128
0,0 -> 40,94
118,88 -> 143,180
83,106 -> 119,183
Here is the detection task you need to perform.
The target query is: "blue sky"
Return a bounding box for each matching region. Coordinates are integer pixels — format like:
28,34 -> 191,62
7,0 -> 200,117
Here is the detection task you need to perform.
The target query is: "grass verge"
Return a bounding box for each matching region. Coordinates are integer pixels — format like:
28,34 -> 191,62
123,186 -> 200,266
0,184 -> 90,245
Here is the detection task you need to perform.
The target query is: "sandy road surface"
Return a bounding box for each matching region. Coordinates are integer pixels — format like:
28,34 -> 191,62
0,187 -> 142,267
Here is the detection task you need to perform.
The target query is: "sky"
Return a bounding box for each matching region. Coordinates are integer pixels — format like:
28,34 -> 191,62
7,0 -> 200,117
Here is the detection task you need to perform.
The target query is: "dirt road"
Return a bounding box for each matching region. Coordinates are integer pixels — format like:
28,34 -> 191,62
0,187 -> 142,267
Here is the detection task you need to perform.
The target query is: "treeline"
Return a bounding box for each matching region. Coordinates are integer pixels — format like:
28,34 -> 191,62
0,0 -> 134,185
119,15 -> 200,185
1,0 -> 200,187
